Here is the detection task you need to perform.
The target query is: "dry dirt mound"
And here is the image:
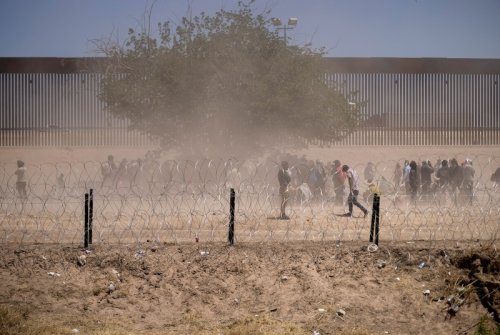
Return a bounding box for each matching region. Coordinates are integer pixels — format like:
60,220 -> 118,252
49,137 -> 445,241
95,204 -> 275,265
0,241 -> 499,335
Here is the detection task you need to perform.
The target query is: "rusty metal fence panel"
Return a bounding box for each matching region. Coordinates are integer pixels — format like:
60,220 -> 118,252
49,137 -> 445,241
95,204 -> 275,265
1,58 -> 499,147
326,72 -> 500,146
0,72 -> 155,147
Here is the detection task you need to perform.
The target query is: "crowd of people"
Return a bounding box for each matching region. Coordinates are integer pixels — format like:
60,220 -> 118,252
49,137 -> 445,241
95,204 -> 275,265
10,151 -> 164,200
277,155 -> 498,220
277,158 -> 369,219
10,154 -> 500,212
99,151 -> 162,190
392,158 -> 476,204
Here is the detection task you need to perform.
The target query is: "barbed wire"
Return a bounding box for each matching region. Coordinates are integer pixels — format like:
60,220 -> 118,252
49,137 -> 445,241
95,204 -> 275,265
0,155 -> 499,246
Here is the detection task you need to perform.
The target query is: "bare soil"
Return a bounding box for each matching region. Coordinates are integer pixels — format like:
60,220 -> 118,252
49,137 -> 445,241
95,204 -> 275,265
0,241 -> 499,335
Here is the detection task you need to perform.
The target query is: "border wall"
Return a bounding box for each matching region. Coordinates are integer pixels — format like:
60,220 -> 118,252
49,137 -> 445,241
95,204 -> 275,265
1,57 -> 499,147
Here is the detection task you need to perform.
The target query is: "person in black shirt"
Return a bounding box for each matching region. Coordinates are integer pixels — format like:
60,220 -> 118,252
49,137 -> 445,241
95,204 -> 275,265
491,167 -> 500,186
436,160 -> 450,189
448,158 -> 463,205
420,161 -> 434,196
409,160 -> 419,202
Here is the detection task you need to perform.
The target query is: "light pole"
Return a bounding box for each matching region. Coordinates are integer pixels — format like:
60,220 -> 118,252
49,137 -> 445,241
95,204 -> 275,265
272,17 -> 298,46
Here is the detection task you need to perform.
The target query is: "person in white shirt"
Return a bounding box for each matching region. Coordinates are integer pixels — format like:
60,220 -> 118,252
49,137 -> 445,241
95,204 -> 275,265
341,165 -> 368,218
402,160 -> 411,194
278,161 -> 292,219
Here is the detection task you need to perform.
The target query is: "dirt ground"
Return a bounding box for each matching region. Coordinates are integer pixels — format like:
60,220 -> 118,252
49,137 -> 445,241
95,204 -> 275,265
0,241 -> 499,335
1,145 -> 500,165
0,146 -> 499,334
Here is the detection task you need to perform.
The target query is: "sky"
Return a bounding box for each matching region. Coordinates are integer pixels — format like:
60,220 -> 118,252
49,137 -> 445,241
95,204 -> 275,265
0,0 -> 499,59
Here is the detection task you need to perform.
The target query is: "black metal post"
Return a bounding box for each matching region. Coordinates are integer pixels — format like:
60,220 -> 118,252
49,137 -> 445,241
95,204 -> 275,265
370,194 -> 380,245
228,188 -> 235,245
374,194 -> 380,246
369,194 -> 377,243
84,193 -> 89,248
89,188 -> 93,245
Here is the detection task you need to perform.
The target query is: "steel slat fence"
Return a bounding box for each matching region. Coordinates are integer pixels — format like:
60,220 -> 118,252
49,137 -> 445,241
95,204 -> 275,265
325,72 -> 500,146
0,72 -> 155,147
1,57 -> 499,147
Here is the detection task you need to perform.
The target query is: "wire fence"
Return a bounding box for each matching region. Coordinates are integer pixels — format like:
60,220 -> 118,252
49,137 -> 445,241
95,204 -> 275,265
1,155 -> 499,246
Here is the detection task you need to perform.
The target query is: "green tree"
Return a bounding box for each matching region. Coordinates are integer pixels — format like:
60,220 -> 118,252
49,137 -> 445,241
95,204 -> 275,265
99,1 -> 360,157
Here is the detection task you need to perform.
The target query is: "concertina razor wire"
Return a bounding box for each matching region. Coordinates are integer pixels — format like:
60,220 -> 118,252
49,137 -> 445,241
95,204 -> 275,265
0,154 -> 499,246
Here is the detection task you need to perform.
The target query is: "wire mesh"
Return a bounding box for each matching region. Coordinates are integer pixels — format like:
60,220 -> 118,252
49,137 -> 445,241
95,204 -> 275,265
1,155 -> 499,246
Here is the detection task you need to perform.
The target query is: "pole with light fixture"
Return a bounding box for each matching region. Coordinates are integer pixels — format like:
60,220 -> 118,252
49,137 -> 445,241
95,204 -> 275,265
272,17 -> 298,46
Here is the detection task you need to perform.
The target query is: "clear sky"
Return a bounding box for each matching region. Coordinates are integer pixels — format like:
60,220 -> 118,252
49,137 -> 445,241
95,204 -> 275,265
0,0 -> 499,58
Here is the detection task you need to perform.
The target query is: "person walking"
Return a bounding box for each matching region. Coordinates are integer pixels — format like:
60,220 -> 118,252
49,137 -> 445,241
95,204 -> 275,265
490,167 -> 500,186
15,160 -> 28,199
364,162 -> 375,182
101,154 -> 117,187
436,160 -> 450,190
448,158 -> 463,205
435,159 -> 451,203
402,160 -> 411,195
461,159 -> 475,204
392,162 -> 402,193
278,161 -> 292,219
409,160 -> 419,202
420,160 -> 434,196
332,160 -> 346,206
341,165 -> 368,218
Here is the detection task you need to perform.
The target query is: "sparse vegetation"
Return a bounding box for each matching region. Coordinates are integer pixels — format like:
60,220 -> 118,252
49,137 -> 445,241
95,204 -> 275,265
0,306 -> 60,335
1,306 -> 374,335
222,316 -> 308,335
474,314 -> 500,335
93,286 -> 103,296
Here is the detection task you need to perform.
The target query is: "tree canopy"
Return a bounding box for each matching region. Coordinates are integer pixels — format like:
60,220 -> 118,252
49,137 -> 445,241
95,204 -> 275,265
99,1 -> 361,157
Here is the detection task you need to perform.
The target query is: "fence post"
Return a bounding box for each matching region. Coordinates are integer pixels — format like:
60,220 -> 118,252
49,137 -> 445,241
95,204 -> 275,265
374,194 -> 380,246
369,193 -> 380,245
228,188 -> 235,245
89,188 -> 93,245
84,193 -> 89,249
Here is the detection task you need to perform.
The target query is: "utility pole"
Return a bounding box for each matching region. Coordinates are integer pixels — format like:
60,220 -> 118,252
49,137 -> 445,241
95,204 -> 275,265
272,17 -> 298,47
